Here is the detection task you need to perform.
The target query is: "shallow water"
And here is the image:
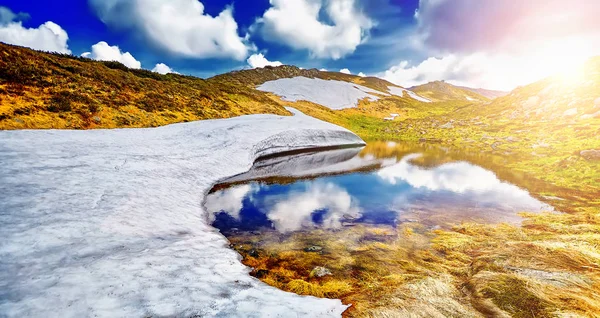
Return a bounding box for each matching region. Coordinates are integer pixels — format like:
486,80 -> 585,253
205,142 -> 553,234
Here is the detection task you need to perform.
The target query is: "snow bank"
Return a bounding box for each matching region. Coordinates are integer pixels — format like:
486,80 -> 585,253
388,86 -> 432,103
0,108 -> 364,318
222,147 -> 398,184
257,76 -> 384,110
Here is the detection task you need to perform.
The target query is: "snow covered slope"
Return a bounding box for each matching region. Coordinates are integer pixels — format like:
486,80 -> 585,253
0,108 -> 364,318
257,76 -> 385,109
387,86 -> 432,103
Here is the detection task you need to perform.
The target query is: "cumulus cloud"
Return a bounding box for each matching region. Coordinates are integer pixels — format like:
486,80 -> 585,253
357,72 -> 366,77
255,0 -> 373,59
89,0 -> 249,60
381,45 -> 596,91
247,53 -> 283,68
0,6 -> 70,53
376,153 -> 550,212
82,41 -> 141,69
152,63 -> 177,75
339,68 -> 351,74
205,184 -> 256,221
266,183 -> 361,232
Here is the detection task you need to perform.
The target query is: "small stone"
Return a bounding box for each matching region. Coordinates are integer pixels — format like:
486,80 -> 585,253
580,149 -> 600,161
92,116 -> 101,123
14,118 -> 24,124
563,108 -> 578,116
439,122 -> 453,129
505,136 -> 519,142
310,266 -> 332,278
248,249 -> 259,258
532,142 -> 550,149
305,245 -> 323,252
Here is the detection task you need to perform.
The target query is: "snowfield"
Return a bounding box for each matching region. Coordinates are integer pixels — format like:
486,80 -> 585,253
257,76 -> 384,109
257,77 -> 432,110
0,109 -> 364,318
387,86 -> 432,103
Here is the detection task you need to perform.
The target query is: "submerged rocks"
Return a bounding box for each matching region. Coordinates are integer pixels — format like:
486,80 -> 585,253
305,245 -> 323,252
310,267 -> 332,278
580,149 -> 600,161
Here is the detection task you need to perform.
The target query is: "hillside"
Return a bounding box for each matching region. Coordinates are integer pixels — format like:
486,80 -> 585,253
410,80 -> 490,102
0,43 -> 288,129
455,85 -> 508,99
210,65 -> 400,94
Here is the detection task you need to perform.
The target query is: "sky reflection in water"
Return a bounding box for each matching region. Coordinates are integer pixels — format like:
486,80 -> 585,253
205,143 -> 553,234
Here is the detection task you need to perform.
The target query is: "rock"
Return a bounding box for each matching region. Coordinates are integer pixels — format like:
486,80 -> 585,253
580,110 -> 600,120
439,122 -> 454,129
563,108 -> 578,116
305,245 -> 323,252
505,136 -> 519,142
522,96 -> 540,109
580,149 -> 600,161
92,116 -> 101,124
541,195 -> 565,201
342,214 -> 359,221
491,142 -> 502,150
248,249 -> 260,258
310,266 -> 332,278
532,142 -> 550,149
254,269 -> 269,278
14,118 -> 24,124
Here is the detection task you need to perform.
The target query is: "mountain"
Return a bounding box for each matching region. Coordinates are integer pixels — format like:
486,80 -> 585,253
455,86 -> 508,99
0,42 -> 288,129
0,44 -> 439,129
409,81 -> 490,102
472,57 -> 600,122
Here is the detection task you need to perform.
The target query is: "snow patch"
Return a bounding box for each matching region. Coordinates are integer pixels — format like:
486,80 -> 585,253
0,108 -> 363,317
258,76 -> 384,110
387,86 -> 431,103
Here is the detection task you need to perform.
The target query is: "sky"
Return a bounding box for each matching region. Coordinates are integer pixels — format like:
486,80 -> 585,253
1,0 -> 599,91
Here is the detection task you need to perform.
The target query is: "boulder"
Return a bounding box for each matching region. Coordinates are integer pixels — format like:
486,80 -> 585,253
580,149 -> 600,161
310,266 -> 332,278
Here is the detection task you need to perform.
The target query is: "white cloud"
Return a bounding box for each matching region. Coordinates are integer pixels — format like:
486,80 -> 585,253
255,0 -> 373,59
89,0 -> 249,60
339,68 -> 351,74
82,41 -> 141,69
205,184 -> 256,221
0,7 -> 70,53
381,43 -> 596,91
152,63 -> 177,75
376,153 -> 551,212
319,68 -> 328,72
400,0 -> 600,90
266,183 -> 361,232
357,72 -> 366,77
247,53 -> 283,68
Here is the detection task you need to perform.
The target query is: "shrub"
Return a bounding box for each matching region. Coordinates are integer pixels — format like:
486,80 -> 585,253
102,61 -> 129,72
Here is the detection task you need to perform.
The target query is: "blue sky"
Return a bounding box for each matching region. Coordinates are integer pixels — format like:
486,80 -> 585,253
1,0 -> 598,90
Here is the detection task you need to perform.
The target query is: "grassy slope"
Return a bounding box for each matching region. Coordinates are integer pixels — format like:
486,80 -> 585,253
0,43 -> 288,129
410,80 -> 491,102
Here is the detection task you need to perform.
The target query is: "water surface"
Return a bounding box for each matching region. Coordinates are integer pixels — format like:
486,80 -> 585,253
206,142 -> 553,234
